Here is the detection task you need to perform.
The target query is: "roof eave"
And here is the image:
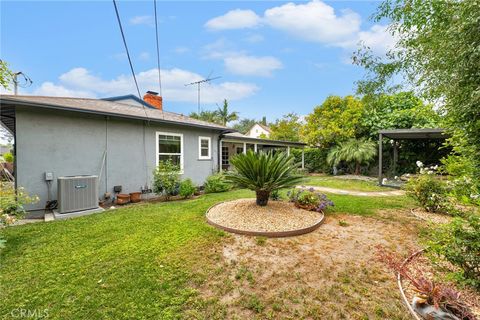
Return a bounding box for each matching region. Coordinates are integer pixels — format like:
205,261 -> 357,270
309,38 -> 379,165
0,98 -> 229,132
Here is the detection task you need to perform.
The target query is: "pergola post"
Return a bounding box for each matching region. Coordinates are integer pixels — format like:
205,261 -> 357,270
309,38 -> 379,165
287,146 -> 290,156
254,143 -> 258,152
393,140 -> 398,177
301,148 -> 305,170
243,142 -> 246,154
378,133 -> 383,185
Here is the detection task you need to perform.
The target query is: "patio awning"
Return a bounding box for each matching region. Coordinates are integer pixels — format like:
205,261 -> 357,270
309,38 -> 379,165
222,132 -> 306,148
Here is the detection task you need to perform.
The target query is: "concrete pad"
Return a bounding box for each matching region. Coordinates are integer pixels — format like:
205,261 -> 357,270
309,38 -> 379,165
53,207 -> 104,220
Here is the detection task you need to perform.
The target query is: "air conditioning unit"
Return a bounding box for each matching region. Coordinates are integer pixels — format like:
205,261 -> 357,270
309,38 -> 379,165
57,175 -> 99,214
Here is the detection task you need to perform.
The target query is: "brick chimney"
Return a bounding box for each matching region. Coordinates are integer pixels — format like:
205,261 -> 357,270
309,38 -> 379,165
143,91 -> 163,110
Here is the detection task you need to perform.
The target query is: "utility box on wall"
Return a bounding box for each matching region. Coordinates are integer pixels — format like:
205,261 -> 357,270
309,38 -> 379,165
57,175 -> 98,214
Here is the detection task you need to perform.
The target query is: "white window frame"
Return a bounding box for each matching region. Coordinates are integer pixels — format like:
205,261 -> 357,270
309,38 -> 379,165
198,136 -> 211,160
156,132 -> 184,173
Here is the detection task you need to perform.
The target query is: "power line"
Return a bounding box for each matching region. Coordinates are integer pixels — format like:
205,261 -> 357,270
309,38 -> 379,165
153,0 -> 162,96
112,0 -> 142,100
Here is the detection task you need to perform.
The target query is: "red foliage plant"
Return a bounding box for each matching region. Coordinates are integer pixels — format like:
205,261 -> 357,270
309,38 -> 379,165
375,245 -> 476,320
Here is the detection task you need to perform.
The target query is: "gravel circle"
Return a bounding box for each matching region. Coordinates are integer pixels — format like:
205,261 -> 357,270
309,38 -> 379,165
410,208 -> 452,224
206,199 -> 324,235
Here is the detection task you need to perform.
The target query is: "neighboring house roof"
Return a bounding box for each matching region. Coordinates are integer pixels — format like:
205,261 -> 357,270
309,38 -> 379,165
223,132 -> 305,147
0,94 -> 231,132
256,123 -> 271,133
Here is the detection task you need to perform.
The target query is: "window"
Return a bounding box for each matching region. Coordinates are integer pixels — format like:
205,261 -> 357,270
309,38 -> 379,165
198,136 -> 211,159
156,132 -> 183,171
222,146 -> 229,166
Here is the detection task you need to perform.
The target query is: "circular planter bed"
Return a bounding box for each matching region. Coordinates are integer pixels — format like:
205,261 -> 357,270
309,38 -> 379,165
206,198 -> 325,237
410,208 -> 452,224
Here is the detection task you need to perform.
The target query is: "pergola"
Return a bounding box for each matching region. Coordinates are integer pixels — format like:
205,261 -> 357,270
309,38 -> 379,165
378,128 -> 448,185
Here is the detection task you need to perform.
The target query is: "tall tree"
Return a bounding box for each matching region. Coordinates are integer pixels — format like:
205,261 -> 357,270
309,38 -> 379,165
269,113 -> 302,142
232,118 -> 256,134
302,96 -> 364,147
354,0 -> 480,187
189,110 -> 221,125
360,92 -> 441,139
0,60 -> 13,90
216,99 -> 239,126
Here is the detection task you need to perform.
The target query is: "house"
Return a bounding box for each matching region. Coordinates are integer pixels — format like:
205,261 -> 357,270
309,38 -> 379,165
0,92 -> 305,216
246,123 -> 271,138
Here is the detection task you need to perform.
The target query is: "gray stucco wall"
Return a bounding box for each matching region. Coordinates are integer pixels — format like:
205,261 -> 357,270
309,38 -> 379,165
15,106 -> 219,212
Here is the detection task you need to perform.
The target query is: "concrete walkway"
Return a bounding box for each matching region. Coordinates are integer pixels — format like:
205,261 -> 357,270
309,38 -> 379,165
298,185 -> 405,197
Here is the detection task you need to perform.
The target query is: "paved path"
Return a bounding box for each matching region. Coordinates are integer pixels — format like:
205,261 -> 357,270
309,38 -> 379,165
298,185 -> 405,197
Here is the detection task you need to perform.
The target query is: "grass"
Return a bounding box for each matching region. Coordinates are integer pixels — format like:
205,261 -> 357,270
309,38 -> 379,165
0,189 -> 415,319
301,176 -> 389,192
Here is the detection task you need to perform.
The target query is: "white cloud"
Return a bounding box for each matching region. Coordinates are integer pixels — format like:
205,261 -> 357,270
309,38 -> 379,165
264,1 -> 361,44
129,15 -> 154,26
205,9 -> 261,30
224,54 -> 282,77
32,67 -> 259,104
174,46 -> 189,54
205,1 -> 396,55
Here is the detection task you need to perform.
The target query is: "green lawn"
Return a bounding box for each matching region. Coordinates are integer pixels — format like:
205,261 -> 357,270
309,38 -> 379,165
0,189 -> 414,319
301,176 -> 389,192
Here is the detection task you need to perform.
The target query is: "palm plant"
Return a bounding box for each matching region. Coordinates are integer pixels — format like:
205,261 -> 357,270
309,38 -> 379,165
327,138 -> 377,175
216,99 -> 239,126
225,151 -> 304,206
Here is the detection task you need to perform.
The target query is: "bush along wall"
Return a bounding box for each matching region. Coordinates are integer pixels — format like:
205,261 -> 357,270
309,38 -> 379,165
291,148 -> 331,173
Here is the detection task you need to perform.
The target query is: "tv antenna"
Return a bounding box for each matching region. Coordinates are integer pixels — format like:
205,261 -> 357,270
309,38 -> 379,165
185,72 -> 221,113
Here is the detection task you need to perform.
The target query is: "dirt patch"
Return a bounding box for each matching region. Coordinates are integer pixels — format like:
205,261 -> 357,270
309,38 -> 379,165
410,208 -> 453,224
195,209 -> 423,319
207,199 -> 323,233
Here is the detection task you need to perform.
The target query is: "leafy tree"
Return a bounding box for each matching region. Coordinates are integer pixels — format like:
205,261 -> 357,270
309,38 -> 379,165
0,60 -> 13,90
232,118 -> 256,134
354,0 -> 480,189
225,151 -> 304,206
302,96 -> 363,148
269,113 -> 302,142
327,138 -> 376,175
360,92 -> 441,139
216,99 -> 239,126
189,110 -> 222,125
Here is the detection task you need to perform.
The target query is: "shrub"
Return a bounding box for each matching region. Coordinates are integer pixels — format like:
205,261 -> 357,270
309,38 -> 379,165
153,160 -> 180,200
404,163 -> 452,214
327,138 -> 377,175
0,182 -> 39,218
179,179 -> 196,199
427,214 -> 480,290
204,172 -> 231,193
269,189 -> 280,201
2,152 -> 13,163
225,151 -> 304,206
287,187 -> 334,212
291,148 -> 330,173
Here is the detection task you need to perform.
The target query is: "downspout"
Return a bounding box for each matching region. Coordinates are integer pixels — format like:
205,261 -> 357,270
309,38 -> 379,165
218,133 -> 224,173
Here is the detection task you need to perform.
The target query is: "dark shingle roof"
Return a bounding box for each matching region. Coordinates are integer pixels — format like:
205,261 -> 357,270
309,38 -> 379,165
0,94 -> 229,131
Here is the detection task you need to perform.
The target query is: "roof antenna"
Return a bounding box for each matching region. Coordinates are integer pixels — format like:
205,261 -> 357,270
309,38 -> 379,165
185,71 -> 221,113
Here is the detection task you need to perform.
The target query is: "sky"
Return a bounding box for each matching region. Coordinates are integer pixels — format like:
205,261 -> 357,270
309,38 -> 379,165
1,0 -> 394,123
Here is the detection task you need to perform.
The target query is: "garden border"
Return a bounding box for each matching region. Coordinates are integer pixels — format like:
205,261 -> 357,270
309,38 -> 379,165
205,200 -> 325,238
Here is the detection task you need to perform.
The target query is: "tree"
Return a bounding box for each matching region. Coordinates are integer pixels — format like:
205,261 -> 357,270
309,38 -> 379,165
302,96 -> 364,147
327,138 -> 376,175
225,151 -> 303,206
269,113 -> 302,142
0,60 -> 13,90
232,118 -> 256,134
216,99 -> 239,126
353,0 -> 480,188
360,92 -> 441,139
189,110 -> 222,125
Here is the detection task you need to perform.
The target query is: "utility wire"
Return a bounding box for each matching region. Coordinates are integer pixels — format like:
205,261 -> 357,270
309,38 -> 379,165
112,0 -> 142,101
112,0 -> 149,187
153,0 -> 162,96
